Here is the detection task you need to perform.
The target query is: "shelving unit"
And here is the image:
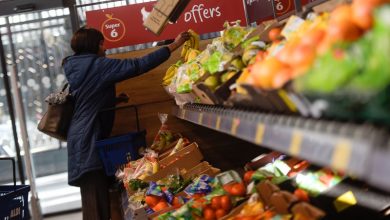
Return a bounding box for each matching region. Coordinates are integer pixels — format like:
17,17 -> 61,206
173,103 -> 390,192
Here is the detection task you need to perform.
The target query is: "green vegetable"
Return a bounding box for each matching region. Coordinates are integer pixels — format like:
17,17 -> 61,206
295,46 -> 358,94
347,6 -> 390,93
128,179 -> 149,191
241,36 -> 260,49
177,84 -> 192,94
202,51 -> 223,74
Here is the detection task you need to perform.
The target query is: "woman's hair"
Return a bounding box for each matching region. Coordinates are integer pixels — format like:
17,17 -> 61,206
70,26 -> 104,55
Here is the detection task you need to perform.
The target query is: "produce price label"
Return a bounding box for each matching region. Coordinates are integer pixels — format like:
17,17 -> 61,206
86,0 -> 247,49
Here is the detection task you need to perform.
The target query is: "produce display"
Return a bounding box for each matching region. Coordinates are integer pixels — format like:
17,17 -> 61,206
163,22 -> 254,102
162,0 -> 390,125
112,113 -> 390,220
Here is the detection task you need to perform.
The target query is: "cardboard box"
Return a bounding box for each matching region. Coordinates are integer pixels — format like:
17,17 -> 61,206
183,161 -> 221,179
144,0 -> 190,35
154,0 -> 180,17
143,8 -> 168,35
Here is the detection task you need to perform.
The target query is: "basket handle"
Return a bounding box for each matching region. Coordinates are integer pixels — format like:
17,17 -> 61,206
0,157 -> 16,187
100,104 -> 140,132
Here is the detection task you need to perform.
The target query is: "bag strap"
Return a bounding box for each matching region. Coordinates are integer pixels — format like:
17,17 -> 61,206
61,83 -> 69,92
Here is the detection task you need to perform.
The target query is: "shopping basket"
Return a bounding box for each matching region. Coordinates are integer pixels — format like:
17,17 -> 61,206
96,105 -> 146,176
0,157 -> 30,220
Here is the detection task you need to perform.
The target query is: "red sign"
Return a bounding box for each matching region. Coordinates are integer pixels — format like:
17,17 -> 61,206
86,0 -> 246,49
245,0 -> 321,24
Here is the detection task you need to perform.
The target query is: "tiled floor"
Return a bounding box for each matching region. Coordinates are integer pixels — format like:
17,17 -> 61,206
44,211 -> 82,220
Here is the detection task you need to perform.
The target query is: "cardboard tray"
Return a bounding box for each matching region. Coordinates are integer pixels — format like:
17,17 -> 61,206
227,84 -> 300,115
144,142 -> 204,182
192,71 -> 242,105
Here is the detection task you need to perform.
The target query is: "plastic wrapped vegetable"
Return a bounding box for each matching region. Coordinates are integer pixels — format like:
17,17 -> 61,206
151,113 -> 175,152
123,149 -> 159,183
222,21 -> 255,50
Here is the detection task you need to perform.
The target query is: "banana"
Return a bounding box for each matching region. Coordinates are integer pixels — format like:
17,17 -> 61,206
163,65 -> 177,80
162,65 -> 178,86
181,45 -> 188,58
181,29 -> 200,60
188,29 -> 199,50
152,161 -> 159,174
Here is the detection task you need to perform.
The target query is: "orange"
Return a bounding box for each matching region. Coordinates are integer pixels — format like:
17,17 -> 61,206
145,195 -> 162,208
351,0 -> 377,30
286,43 -> 316,75
329,4 -> 353,24
327,19 -> 363,42
172,197 -> 182,208
300,29 -> 326,47
272,68 -> 292,89
251,57 -> 286,89
268,27 -> 282,42
152,201 -> 169,212
328,4 -> 363,42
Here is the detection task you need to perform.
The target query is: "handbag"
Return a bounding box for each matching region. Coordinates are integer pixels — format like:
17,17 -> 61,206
37,83 -> 74,141
38,56 -> 97,141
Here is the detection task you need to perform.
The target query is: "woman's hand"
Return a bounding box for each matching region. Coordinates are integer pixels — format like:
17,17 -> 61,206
168,31 -> 191,52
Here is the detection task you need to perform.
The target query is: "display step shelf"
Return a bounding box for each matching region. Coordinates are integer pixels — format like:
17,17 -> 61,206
173,103 -> 390,192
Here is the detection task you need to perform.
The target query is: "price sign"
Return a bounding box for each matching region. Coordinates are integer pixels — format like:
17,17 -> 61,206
273,0 -> 294,17
245,0 -> 319,24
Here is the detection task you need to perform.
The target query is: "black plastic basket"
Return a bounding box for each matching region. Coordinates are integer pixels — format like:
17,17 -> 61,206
96,105 -> 146,176
0,157 -> 30,220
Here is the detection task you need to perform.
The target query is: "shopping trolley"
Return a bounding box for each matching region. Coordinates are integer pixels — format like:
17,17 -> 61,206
0,157 -> 30,220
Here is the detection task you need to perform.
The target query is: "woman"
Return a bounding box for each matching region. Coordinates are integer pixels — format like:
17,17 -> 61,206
63,27 -> 190,219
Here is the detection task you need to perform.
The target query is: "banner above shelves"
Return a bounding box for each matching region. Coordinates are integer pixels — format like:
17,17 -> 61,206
86,0 -> 247,49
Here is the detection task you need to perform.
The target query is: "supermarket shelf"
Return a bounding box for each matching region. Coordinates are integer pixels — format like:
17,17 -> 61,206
173,104 -> 390,192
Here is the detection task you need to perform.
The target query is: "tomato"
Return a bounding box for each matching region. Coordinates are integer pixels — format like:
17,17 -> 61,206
223,183 -> 234,194
294,189 -> 310,202
203,207 -> 216,220
230,183 -> 246,197
244,171 -> 255,184
268,28 -> 282,42
220,195 -> 232,211
215,209 -> 227,219
211,196 -> 222,210
145,195 -> 162,208
152,201 -> 169,212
